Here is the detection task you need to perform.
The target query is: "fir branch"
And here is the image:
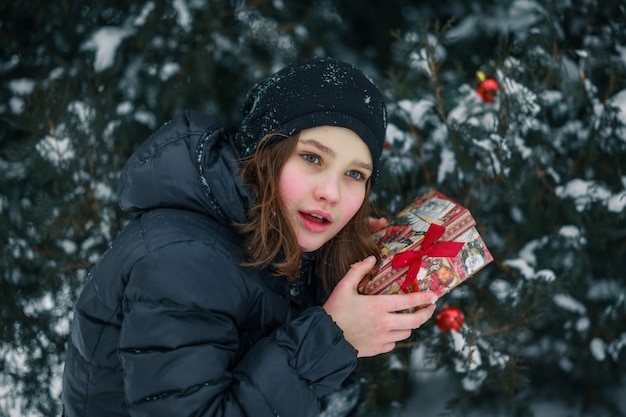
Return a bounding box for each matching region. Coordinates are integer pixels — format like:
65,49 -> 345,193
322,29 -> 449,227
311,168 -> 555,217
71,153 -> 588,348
422,25 -> 450,129
540,40 -> 559,88
396,323 -> 518,350
420,21 -> 463,162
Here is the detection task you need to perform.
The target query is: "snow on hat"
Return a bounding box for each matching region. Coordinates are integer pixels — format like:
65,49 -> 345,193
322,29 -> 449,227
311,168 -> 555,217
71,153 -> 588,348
234,56 -> 387,182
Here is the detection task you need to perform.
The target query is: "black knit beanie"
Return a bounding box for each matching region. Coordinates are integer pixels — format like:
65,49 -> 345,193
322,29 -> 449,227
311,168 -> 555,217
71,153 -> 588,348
234,56 -> 387,182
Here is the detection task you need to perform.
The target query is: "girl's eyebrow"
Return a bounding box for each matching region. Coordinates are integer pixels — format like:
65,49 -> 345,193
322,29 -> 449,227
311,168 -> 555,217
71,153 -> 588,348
354,160 -> 373,172
300,138 -> 335,157
300,138 -> 373,172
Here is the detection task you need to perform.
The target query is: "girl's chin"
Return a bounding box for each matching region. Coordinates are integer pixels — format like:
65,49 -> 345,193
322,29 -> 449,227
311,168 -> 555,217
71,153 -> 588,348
299,244 -> 323,253
297,238 -> 327,253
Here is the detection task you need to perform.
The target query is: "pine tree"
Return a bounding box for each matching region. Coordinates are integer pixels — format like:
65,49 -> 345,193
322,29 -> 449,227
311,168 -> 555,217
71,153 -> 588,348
357,1 -> 626,415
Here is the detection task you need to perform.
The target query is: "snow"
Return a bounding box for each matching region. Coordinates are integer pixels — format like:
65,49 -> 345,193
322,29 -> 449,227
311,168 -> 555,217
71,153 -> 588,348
489,279 -> 512,300
94,182 -> 115,201
607,192 -> 626,213
503,236 -> 557,283
391,349 -> 626,417
539,89 -> 563,106
6,67 -> 35,114
8,78 -> 35,95
590,337 -> 606,361
437,147 -> 456,184
2,284 -> 70,417
59,239 -> 77,255
388,354 -> 405,371
9,96 -> 24,114
235,7 -> 297,58
535,269 -> 556,282
450,331 -> 484,390
132,2 -> 155,26
555,178 -> 626,213
610,88 -> 626,140
557,225 -> 587,248
80,26 -> 135,72
606,333 -> 626,362
133,109 -> 158,129
49,67 -> 65,80
509,205 -> 524,223
575,316 -> 590,333
36,135 -> 74,167
397,99 -> 434,129
444,0 -> 543,40
382,123 -> 425,182
552,293 -> 587,315
587,280 -> 624,301
159,62 -> 182,81
499,70 -> 541,132
575,49 -> 589,59
444,15 -> 479,40
384,123 -> 412,154
506,0 -> 544,33
116,101 -> 134,115
319,380 -> 361,417
172,0 -> 192,32
407,34 -> 446,77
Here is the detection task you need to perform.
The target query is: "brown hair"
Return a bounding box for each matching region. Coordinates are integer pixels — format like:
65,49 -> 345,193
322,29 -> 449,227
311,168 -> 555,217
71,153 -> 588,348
237,133 -> 381,293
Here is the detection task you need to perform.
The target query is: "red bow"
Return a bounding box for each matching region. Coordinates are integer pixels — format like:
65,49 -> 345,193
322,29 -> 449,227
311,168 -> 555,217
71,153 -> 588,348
391,223 -> 465,291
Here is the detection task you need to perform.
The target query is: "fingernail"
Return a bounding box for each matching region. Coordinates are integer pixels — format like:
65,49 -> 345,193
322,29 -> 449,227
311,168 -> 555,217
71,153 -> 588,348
351,256 -> 375,268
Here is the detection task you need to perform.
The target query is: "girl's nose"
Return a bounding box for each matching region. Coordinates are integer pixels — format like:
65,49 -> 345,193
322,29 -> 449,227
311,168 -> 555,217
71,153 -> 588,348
313,173 -> 340,204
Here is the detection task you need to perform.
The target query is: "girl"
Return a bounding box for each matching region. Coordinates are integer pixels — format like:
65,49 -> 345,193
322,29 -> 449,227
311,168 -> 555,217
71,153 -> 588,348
62,57 -> 437,417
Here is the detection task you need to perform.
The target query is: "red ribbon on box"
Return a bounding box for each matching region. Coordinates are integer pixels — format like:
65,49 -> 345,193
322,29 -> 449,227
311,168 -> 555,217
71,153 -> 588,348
391,223 -> 465,291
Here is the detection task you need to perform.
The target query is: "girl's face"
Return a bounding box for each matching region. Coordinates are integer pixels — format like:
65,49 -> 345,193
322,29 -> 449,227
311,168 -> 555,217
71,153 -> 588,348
278,125 -> 372,252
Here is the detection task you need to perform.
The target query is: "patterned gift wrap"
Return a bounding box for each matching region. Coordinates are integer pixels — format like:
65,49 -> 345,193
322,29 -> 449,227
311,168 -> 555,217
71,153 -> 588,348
359,190 -> 493,296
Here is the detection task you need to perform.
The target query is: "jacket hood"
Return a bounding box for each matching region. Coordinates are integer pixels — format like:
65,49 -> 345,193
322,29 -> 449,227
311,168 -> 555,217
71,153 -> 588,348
117,110 -> 253,225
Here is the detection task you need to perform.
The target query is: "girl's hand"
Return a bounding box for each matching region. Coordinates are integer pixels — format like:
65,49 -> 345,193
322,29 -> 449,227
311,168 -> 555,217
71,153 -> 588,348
323,256 -> 437,357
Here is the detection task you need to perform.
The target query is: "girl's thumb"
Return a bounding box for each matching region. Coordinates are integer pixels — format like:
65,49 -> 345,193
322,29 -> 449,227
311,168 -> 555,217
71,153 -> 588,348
344,255 -> 377,289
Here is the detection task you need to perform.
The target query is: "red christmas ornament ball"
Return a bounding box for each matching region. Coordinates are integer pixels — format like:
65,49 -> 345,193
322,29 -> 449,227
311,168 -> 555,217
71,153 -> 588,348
436,306 -> 464,332
476,78 -> 499,102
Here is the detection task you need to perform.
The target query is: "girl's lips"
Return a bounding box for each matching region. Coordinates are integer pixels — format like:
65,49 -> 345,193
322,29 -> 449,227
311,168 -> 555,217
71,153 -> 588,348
298,211 -> 332,233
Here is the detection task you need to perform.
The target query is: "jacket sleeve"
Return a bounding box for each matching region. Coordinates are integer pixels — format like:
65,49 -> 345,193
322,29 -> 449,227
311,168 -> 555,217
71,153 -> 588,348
119,241 -> 357,417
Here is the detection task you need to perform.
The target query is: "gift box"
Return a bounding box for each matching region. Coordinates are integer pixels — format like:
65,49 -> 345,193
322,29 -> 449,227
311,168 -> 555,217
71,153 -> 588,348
359,189 -> 493,296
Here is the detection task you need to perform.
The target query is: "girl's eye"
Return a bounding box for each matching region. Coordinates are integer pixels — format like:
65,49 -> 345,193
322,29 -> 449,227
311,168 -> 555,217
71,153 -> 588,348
347,170 -> 366,181
301,153 -> 320,164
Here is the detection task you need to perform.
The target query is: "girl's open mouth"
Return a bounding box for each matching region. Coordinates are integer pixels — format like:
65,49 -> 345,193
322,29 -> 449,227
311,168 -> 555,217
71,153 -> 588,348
299,211 -> 332,233
304,212 -> 328,224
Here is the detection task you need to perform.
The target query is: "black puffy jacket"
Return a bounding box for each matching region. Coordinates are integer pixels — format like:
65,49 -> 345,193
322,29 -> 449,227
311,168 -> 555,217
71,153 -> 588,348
62,110 -> 358,417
